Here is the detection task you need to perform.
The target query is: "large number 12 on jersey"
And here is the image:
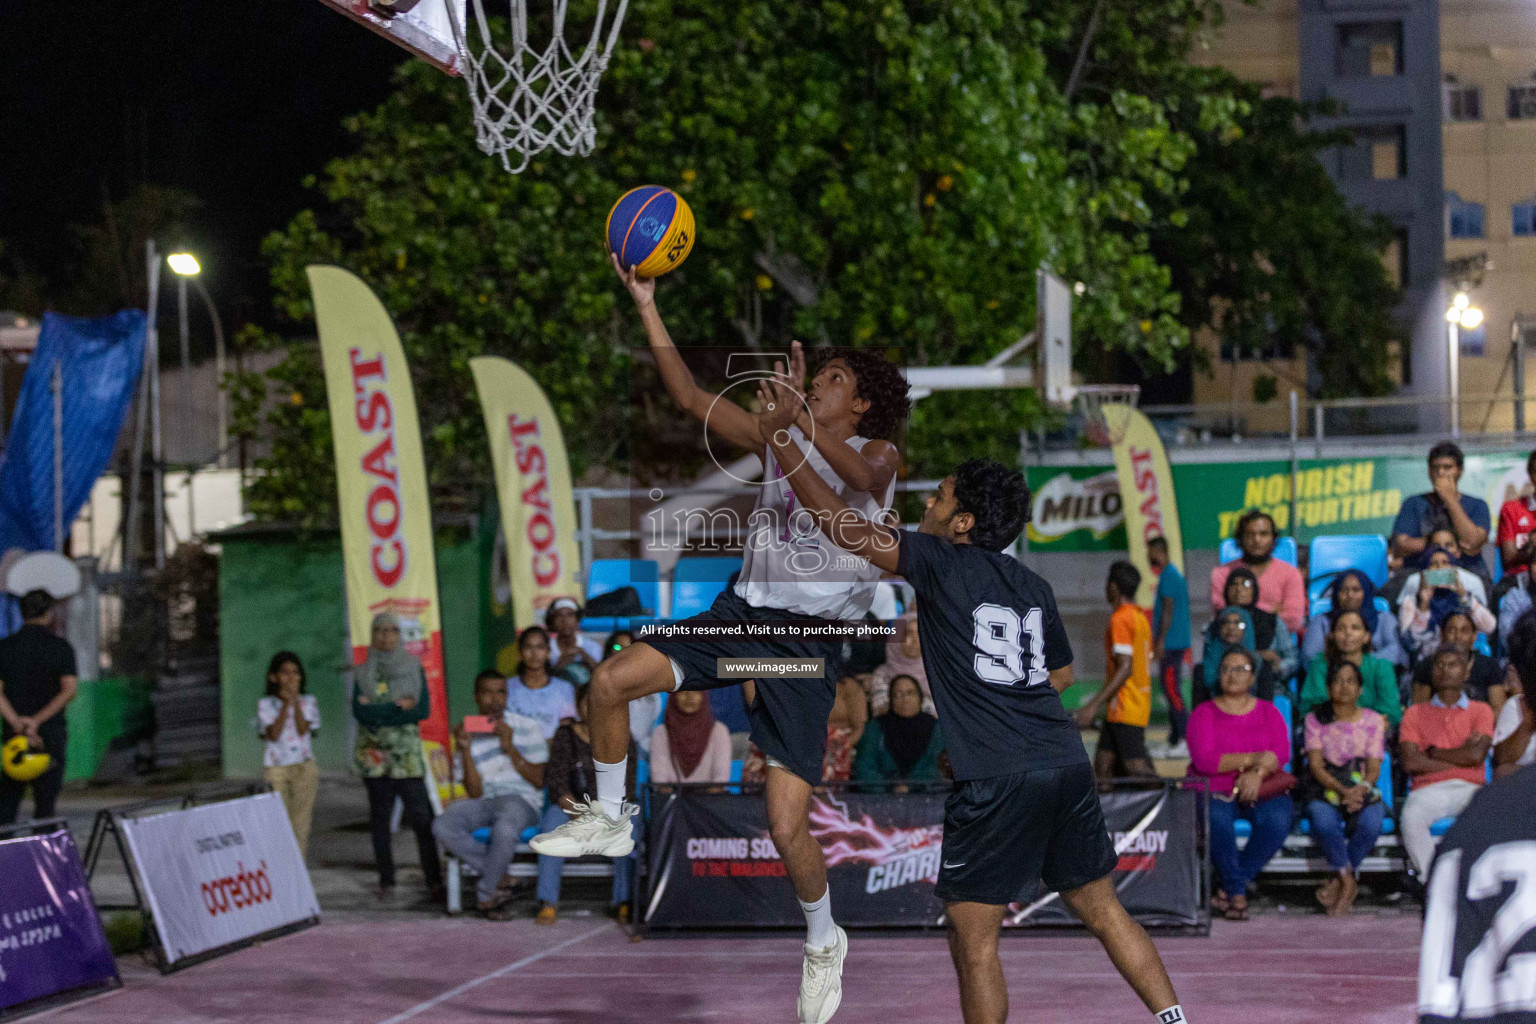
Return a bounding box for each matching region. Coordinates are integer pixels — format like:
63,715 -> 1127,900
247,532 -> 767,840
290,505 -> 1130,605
972,604 -> 1048,686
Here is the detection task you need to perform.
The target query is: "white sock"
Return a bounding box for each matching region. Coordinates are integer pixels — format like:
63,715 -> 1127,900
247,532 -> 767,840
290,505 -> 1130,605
1155,1006 -> 1186,1023
799,888 -> 836,950
593,756 -> 627,820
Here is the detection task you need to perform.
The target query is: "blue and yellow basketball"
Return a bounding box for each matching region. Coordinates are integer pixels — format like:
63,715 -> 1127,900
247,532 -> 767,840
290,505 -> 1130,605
606,185 -> 696,277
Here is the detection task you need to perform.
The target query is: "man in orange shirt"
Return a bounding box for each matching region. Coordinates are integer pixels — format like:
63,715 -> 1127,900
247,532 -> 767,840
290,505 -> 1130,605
1077,561 -> 1157,786
1398,647 -> 1494,878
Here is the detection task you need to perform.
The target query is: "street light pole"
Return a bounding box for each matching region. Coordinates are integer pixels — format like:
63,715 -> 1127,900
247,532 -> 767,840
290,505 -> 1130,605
1449,319 -> 1461,439
189,277 -> 228,468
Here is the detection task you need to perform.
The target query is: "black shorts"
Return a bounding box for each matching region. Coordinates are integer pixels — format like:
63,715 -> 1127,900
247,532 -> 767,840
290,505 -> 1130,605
637,581 -> 839,787
1096,721 -> 1150,768
936,761 -> 1118,905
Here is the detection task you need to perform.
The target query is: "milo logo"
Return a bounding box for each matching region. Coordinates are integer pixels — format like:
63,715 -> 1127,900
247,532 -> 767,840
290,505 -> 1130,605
1028,470 -> 1123,541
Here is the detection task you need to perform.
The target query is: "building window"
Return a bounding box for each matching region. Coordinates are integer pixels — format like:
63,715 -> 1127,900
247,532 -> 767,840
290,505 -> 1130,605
1337,22 -> 1403,77
1443,77 -> 1482,121
1382,227 -> 1409,288
1340,125 -> 1406,180
1447,192 -> 1485,239
1459,323 -> 1486,357
1515,199 -> 1536,236
1510,80 -> 1536,119
1220,317 -> 1294,362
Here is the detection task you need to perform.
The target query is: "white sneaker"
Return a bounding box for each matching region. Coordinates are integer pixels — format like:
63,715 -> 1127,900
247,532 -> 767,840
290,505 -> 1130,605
798,925 -> 847,1024
527,798 -> 636,857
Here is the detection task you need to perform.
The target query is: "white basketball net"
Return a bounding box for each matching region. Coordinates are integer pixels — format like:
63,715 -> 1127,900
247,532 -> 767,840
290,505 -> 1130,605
449,0 -> 629,174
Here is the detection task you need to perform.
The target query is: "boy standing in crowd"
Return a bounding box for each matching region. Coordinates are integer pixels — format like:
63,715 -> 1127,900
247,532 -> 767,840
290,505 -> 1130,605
1148,537 -> 1190,759
1077,562 -> 1157,785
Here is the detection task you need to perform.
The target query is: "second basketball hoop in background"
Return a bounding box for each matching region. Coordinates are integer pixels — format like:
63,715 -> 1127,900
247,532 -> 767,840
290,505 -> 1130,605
607,186 -> 696,277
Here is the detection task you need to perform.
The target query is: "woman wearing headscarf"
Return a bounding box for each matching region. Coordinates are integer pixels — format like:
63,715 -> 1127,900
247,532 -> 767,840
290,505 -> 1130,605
649,689 -> 731,786
854,675 -> 945,791
1398,545 -> 1497,663
1221,567 -> 1298,685
1299,609 -> 1403,725
1302,569 -> 1405,667
867,613 -> 934,716
351,613 -> 442,900
1198,607 -> 1277,704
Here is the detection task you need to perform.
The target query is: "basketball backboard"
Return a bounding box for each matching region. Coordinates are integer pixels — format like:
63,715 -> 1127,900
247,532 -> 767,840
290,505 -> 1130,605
315,0 -> 468,75
1037,268 -> 1073,407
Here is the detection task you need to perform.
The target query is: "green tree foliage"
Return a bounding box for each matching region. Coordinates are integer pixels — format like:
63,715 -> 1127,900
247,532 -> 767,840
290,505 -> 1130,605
241,0 -> 1206,522
1146,71 -> 1402,396
237,0 -> 1399,523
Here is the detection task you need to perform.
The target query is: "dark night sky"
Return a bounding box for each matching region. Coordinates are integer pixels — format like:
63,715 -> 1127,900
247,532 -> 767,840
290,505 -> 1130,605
0,1 -> 423,332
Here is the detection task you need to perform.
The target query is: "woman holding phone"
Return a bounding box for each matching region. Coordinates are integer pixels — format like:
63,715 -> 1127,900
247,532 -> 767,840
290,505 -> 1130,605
1398,546 -> 1495,663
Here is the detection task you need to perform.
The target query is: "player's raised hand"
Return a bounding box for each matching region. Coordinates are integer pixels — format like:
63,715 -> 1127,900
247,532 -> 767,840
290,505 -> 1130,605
610,252 -> 656,310
755,377 -> 800,441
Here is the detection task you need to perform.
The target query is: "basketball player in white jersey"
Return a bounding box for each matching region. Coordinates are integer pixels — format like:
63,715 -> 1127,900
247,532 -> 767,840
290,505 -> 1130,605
531,255 -> 909,1024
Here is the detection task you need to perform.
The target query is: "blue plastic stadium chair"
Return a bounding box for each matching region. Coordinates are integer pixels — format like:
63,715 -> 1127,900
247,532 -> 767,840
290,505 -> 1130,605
1429,817 -> 1456,838
1492,544 -> 1504,582
1379,750 -> 1395,834
1220,536 -> 1297,567
469,825 -> 541,844
583,558 -> 661,632
1308,534 -> 1389,588
1308,593 -> 1391,617
670,556 -> 741,620
1474,632 -> 1492,657
729,759 -> 744,784
1234,818 -> 1252,839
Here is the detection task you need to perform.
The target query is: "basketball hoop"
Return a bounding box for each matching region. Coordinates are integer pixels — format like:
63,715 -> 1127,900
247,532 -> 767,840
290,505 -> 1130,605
448,0 -> 629,174
1074,384 -> 1140,447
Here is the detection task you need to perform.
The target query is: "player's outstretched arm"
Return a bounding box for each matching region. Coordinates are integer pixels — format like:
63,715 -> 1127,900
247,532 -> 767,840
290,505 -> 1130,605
757,379 -> 902,574
613,254 -> 762,451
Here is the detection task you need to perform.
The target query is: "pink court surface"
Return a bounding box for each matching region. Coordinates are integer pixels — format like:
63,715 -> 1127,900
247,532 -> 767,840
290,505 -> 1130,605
36,912 -> 1417,1023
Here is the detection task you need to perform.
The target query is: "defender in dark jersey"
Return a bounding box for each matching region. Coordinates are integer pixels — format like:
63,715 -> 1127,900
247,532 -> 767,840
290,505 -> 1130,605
1419,762 -> 1536,1024
755,379 -> 1186,1024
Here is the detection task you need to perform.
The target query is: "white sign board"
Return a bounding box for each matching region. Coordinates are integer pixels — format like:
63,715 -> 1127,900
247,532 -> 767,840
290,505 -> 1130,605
118,794 -> 319,964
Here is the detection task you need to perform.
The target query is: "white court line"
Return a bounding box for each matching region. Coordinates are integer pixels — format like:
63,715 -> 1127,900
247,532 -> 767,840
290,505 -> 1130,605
376,924 -> 609,1024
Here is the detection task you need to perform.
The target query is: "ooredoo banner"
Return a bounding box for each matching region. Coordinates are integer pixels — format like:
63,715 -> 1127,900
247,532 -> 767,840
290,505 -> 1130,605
0,829 -> 117,1013
118,794 -> 319,965
643,786 -> 1202,929
470,356 -> 582,635
309,265 -> 449,746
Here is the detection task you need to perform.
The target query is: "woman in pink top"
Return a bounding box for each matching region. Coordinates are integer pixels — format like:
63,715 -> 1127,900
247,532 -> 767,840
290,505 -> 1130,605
649,690 -> 733,786
1209,510 -> 1307,634
1187,646 -> 1293,920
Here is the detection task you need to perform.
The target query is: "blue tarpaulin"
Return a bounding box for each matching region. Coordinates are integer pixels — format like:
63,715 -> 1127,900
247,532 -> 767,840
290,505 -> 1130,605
0,310 -> 146,555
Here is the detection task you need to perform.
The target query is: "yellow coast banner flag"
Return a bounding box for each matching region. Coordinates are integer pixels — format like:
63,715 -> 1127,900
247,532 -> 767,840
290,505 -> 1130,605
1102,404 -> 1184,608
308,266 -> 449,747
470,356 -> 582,632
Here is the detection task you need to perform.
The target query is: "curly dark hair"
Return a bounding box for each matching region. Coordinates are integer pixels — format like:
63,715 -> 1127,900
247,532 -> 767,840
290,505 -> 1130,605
952,458 -> 1031,550
1234,508 -> 1278,542
815,348 -> 910,440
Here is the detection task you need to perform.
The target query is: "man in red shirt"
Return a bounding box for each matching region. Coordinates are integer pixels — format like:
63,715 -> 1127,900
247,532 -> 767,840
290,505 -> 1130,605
1397,648 -> 1494,878
1496,450 -> 1536,581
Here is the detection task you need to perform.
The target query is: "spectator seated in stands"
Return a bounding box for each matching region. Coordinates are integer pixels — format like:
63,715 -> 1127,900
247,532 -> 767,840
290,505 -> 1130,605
824,672 -> 869,783
854,675 -> 945,791
1498,565 -> 1536,654
1210,510 -> 1308,634
1495,450 -> 1536,600
1390,441 -> 1491,578
1302,569 -> 1404,668
1200,607 -> 1278,704
1187,647 -> 1294,921
1408,611 -> 1504,713
868,613 -> 933,716
1398,544 -> 1496,663
1207,567 -> 1297,696
547,597 -> 603,675
1397,647 -> 1494,878
1299,609 -> 1403,727
1494,689 -> 1534,778
506,626 -> 578,741
649,688 -> 732,787
1301,660 -> 1386,916
535,683 -> 638,925
433,670 -> 548,920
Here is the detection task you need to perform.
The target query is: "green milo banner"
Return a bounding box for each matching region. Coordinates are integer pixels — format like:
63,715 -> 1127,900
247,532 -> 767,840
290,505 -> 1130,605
1027,453 -> 1531,551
